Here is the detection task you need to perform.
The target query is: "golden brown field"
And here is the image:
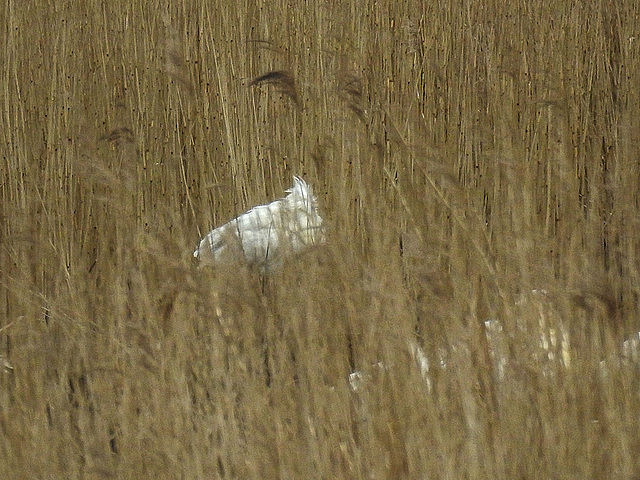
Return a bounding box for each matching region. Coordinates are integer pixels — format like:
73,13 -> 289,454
2,0 -> 640,478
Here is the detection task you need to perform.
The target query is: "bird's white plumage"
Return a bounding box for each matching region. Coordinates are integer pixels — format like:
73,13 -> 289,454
194,176 -> 325,270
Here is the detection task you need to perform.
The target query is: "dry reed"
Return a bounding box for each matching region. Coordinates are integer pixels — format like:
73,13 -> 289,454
1,0 -> 640,478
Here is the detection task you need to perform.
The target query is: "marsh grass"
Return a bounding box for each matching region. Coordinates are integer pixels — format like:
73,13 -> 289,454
2,0 -> 640,478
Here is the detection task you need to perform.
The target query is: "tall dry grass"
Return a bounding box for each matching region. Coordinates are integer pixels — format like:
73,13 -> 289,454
1,0 -> 640,478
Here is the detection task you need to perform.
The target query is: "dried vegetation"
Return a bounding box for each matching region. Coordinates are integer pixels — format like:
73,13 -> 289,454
1,0 -> 640,478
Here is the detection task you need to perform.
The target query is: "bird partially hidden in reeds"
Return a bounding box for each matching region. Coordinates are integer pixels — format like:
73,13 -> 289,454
194,176 -> 325,272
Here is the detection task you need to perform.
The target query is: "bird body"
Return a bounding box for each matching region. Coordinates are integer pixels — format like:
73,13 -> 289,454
194,176 -> 325,271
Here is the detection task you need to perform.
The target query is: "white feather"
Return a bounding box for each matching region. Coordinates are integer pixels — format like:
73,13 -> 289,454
194,176 -> 325,270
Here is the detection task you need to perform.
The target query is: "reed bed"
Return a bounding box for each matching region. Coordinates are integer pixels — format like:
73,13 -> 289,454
1,0 -> 640,477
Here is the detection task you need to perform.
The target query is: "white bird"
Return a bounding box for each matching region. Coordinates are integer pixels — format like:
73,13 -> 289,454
194,176 -> 325,271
